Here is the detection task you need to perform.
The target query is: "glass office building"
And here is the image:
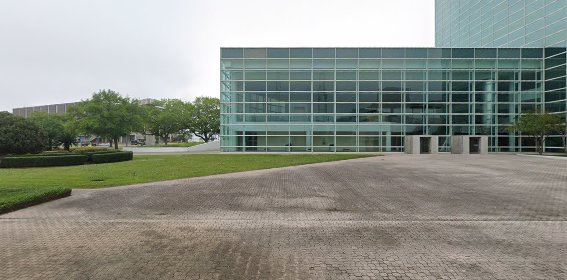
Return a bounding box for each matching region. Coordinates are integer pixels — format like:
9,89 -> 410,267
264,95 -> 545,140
220,1 -> 566,153
436,0 -> 567,152
220,47 -> 555,152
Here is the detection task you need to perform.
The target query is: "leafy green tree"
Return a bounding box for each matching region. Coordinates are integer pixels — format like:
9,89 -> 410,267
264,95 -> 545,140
58,116 -> 80,151
30,112 -> 65,150
508,111 -> 563,155
0,112 -> 45,155
186,97 -> 220,142
144,99 -> 186,145
70,90 -> 144,149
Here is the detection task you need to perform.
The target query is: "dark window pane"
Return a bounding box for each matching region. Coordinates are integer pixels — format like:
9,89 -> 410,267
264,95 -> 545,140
382,71 -> 402,80
452,93 -> 469,102
359,81 -> 380,91
522,48 -> 543,58
290,103 -> 311,113
314,103 -> 334,113
266,92 -> 288,102
336,116 -> 357,123
359,92 -> 380,102
313,92 -> 334,102
336,81 -> 356,91
359,103 -> 380,113
245,103 -> 265,113
406,48 -> 428,58
313,81 -> 334,91
336,93 -> 356,102
336,71 -> 356,80
382,81 -> 403,91
382,48 -> 405,58
336,103 -> 357,113
359,71 -> 379,80
245,71 -> 266,80
290,92 -> 311,102
313,71 -> 334,80
405,81 -> 425,91
498,48 -> 520,58
383,104 -> 402,113
245,82 -> 266,91
267,81 -> 289,91
244,49 -> 266,58
475,48 -> 497,58
406,93 -> 425,102
290,81 -> 311,91
267,71 -> 289,80
290,48 -> 312,58
267,48 -> 289,58
359,48 -> 381,58
452,104 -> 469,113
222,48 -> 243,58
336,48 -> 358,58
382,93 -> 402,102
427,48 -> 447,58
289,71 -> 311,80
313,48 -> 335,58
453,48 -> 474,58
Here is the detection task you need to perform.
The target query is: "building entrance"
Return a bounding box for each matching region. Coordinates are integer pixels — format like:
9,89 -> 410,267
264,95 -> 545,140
420,137 -> 431,154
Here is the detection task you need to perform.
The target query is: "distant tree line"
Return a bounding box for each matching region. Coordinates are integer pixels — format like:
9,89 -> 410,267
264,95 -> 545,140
0,89 -> 220,155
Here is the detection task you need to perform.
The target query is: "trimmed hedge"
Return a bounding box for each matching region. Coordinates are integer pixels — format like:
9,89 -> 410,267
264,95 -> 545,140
71,147 -> 115,154
90,151 -> 133,164
16,153 -> 69,157
0,188 -> 71,214
0,154 -> 88,168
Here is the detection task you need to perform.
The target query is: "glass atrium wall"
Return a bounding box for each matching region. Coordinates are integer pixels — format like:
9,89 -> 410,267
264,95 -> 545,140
545,47 -> 567,151
435,0 -> 567,48
221,48 -> 547,152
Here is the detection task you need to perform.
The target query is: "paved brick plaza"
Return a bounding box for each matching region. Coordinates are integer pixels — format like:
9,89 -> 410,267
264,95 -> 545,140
1,154 -> 566,279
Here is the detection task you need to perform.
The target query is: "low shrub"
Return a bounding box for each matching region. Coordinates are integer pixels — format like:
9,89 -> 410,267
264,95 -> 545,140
0,154 -> 88,168
90,151 -> 133,164
14,152 -> 71,157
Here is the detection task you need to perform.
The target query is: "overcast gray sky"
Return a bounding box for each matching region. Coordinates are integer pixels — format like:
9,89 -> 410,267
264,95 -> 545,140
0,0 -> 435,112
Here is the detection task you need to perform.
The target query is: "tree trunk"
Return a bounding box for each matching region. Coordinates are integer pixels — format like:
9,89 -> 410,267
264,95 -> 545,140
114,137 -> 119,150
537,137 -> 543,155
64,143 -> 70,151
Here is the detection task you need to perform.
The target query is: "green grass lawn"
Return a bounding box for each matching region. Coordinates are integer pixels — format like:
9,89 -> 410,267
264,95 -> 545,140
0,154 -> 375,214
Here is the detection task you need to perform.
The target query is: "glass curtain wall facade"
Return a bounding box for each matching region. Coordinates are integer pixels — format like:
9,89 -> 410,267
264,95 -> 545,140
220,48 -> 547,152
435,0 -> 566,48
545,48 -> 567,151
436,0 -> 567,151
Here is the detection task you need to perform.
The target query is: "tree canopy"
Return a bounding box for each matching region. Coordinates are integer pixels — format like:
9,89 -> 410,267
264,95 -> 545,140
29,112 -> 80,151
0,112 -> 45,155
70,90 -> 144,149
30,112 -> 64,150
508,111 -> 563,155
186,97 -> 220,142
144,99 -> 188,145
